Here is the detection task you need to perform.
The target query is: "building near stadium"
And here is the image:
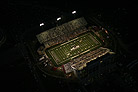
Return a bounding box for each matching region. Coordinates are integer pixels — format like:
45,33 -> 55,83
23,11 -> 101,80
36,17 -> 116,83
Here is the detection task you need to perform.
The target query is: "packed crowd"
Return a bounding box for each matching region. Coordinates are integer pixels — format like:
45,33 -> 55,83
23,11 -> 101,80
44,26 -> 87,48
70,47 -> 110,70
37,17 -> 88,49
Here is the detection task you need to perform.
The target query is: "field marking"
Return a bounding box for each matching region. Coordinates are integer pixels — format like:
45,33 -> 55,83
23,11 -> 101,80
48,32 -> 102,66
49,44 -> 101,65
49,33 -> 90,51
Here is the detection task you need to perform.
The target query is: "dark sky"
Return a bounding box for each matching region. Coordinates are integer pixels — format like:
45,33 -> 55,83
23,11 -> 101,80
0,1 -> 136,31
0,1 -> 136,30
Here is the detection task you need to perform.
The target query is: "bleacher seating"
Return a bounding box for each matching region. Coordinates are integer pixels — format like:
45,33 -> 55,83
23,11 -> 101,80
36,17 -> 88,48
70,47 -> 110,70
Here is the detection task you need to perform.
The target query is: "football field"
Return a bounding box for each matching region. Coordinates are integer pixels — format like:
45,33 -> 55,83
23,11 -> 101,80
46,32 -> 102,66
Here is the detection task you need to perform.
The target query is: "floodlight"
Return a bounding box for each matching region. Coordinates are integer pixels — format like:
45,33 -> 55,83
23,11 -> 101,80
57,17 -> 61,21
40,23 -> 44,26
72,11 -> 76,14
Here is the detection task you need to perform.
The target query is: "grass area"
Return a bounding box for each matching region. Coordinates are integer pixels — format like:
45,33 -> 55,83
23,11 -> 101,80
46,32 -> 102,67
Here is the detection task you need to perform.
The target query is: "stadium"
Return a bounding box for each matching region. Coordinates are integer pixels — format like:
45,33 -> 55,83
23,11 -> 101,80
36,17 -> 114,77
46,32 -> 102,67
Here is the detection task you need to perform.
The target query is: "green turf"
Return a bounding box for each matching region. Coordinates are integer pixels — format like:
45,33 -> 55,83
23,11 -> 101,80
46,32 -> 102,67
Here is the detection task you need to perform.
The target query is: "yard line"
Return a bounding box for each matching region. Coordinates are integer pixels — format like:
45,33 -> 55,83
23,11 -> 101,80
60,46 -> 66,60
62,45 -> 68,58
47,32 -> 102,66
56,48 -> 63,62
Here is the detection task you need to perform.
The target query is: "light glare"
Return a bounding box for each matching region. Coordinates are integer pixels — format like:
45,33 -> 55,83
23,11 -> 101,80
72,11 -> 76,14
57,17 -> 61,21
40,23 -> 44,26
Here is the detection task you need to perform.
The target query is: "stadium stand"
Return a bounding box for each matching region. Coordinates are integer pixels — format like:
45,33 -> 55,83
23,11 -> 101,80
36,17 -> 88,49
37,17 -> 113,72
70,47 -> 110,70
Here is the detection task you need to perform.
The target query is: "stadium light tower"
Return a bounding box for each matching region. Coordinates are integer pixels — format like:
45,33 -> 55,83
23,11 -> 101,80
56,17 -> 61,26
40,23 -> 44,26
57,17 -> 61,21
72,11 -> 76,14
